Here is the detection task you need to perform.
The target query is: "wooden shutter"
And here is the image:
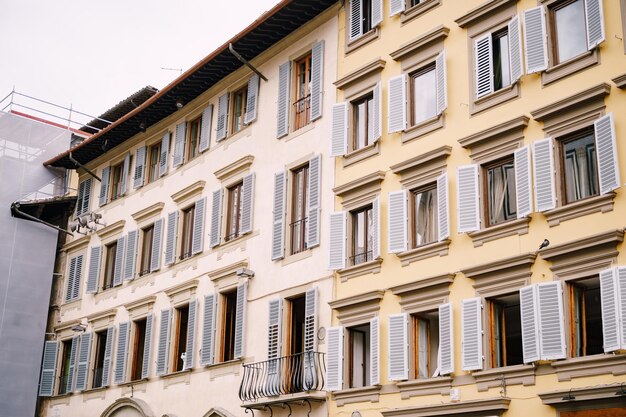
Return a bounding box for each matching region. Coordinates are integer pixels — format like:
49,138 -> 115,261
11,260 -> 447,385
240,173 -> 255,235
594,113 -> 620,195
372,196 -> 381,260
515,145 -> 533,219
304,288 -> 318,352
435,50 -> 447,115
310,40 -> 324,122
267,299 -> 283,366
388,190 -> 408,253
277,61 -> 291,138
599,268 -> 620,352
390,0 -> 404,16
234,283 -> 247,359
388,313 -> 408,381
120,153 -> 130,196
114,322 -> 130,384
184,298 -> 197,370
508,15 -> 524,82
158,132 -> 170,177
133,146 -> 147,189
73,255 -> 83,300
271,172 -> 287,260
349,0 -> 363,41
523,6 -> 548,74
457,164 -> 480,233
66,336 -> 79,392
461,297 -> 483,371
475,34 -> 494,98
192,197 -> 206,255
150,218 -> 163,272
99,166 -> 110,207
618,267 -> 626,351
156,309 -> 172,376
437,172 -> 450,241
244,74 -> 260,125
326,326 -> 343,391
373,81 -> 382,142
141,314 -> 153,379
199,104 -> 213,153
307,155 -> 321,248
216,93 -> 229,141
371,0 -> 383,27
65,255 -> 78,302
39,341 -> 58,396
209,189 -> 223,248
164,211 -> 178,266
438,303 -> 454,375
124,230 -> 137,281
76,178 -> 92,216
113,235 -> 125,287
519,284 -> 540,363
585,0 -> 605,49
173,122 -> 186,167
388,74 -> 407,133
201,294 -> 217,366
101,327 -> 114,387
75,333 -> 92,391
537,281 -> 566,360
328,211 -> 346,270
330,102 -> 348,157
532,138 -> 556,212
370,316 -> 380,385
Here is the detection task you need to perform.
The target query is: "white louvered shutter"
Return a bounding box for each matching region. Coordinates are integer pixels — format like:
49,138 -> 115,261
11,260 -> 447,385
244,74 -> 260,125
66,336 -> 79,392
184,298 -> 197,370
99,166 -> 110,207
388,190 -> 408,253
101,327 -> 114,387
585,0 -> 605,49
461,297 -> 483,371
240,173 -> 255,235
388,74 -> 407,133
201,294 -> 217,366
156,309 -> 172,376
234,282 -> 247,359
370,316 -> 380,385
70,255 -> 83,301
76,178 -> 92,216
192,197 -> 206,255
199,104 -> 213,152
271,172 -> 287,260
330,102 -> 348,157
209,189 -> 223,248
113,236 -> 125,287
328,211 -> 346,270
150,218 -> 163,272
437,172 -> 450,241
310,40 -> 324,122
508,15 -> 524,82
519,284 -> 540,363
388,313 -> 408,381
457,164 -> 480,233
114,322 -> 129,384
349,0 -> 363,41
134,146 -> 146,189
141,314 -> 153,379
158,132 -> 170,177
435,50 -> 447,115
86,247 -> 101,294
326,326 -> 343,391
39,341 -> 59,396
277,61 -> 291,138
475,34 -> 494,99
75,332 -> 92,391
523,6 -> 548,74
594,113 -> 620,195
390,0 -> 404,16
173,122 -> 186,167
124,230 -> 137,281
438,303 -> 454,375
599,268 -> 620,352
537,281 -> 566,360
515,145 -> 533,219
304,288 -> 318,352
120,153 -> 130,196
165,211 -> 178,265
216,93 -> 229,141
371,0 -> 383,28
373,81 -> 382,141
532,138 -> 556,212
618,267 -> 626,351
307,155 -> 321,248
372,196 -> 381,260
267,298 -> 283,376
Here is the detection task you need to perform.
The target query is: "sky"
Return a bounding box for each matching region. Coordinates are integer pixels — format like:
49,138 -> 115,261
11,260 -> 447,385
0,0 -> 280,127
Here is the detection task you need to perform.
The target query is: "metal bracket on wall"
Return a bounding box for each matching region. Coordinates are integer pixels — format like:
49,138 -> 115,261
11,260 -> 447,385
228,44 -> 268,82
69,152 -> 101,182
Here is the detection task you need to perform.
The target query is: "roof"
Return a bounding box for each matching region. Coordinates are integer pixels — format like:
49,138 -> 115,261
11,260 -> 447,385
45,0 -> 338,169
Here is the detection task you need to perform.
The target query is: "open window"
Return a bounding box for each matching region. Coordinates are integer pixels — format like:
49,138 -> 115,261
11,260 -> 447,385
156,298 -> 197,375
99,154 -> 130,206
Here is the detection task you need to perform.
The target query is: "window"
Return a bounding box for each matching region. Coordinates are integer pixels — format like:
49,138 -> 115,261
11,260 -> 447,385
209,172 -> 255,248
348,0 -> 382,44
231,86 -> 248,134
350,205 -> 373,266
352,93 -> 374,151
165,197 -> 205,265
410,64 -> 437,126
180,205 -> 195,261
484,157 -> 517,227
99,155 -> 130,206
411,185 -> 438,247
559,129 -> 598,204
487,293 -> 522,367
217,75 -> 258,141
172,305 -> 189,372
75,178 -> 92,216
146,141 -> 162,184
139,225 -> 154,277
92,330 -> 108,388
130,319 -> 147,381
411,312 -> 438,379
103,241 -> 117,291
294,53 -> 312,131
290,164 -> 309,255
348,324 -> 371,388
186,116 -> 201,162
64,255 -> 83,303
225,182 -> 243,242
221,290 -> 238,362
550,0 -> 588,64
389,0 -> 440,21
110,162 -> 124,201
568,277 -> 603,357
288,295 -> 306,355
58,339 -> 74,395
474,22 -> 519,101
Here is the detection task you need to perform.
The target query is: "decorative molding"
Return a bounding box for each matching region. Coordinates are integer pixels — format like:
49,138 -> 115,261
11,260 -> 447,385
550,354 -> 626,382
343,141 -> 380,168
131,202 -> 165,224
100,397 -> 154,417
530,83 -> 610,123
539,229 -> 623,261
469,217 -> 530,247
170,180 -> 206,204
458,116 -> 528,163
545,192 -> 615,227
214,155 -> 254,181
542,49 -> 599,87
62,234 -> 90,253
86,308 -> 117,330
397,376 -> 452,399
462,253 -> 536,298
329,290 -> 384,326
400,0 -> 442,25
124,295 -> 157,319
164,279 -> 199,305
338,258 -> 382,282
455,0 -> 517,28
334,58 -> 386,90
539,382 -> 626,405
96,219 -> 125,241
391,145 -> 451,189
390,25 -> 449,62
474,364 -> 535,392
613,73 -> 626,89
208,260 -> 249,282
390,273 -> 454,313
334,171 -> 385,209
382,397 -> 510,416
332,385 -> 382,407
397,239 -> 451,266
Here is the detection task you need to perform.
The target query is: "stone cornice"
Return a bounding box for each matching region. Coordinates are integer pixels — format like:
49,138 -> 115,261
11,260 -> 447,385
171,180 -> 206,204
530,83 -> 611,123
131,202 -> 165,224
612,73 -> 626,89
539,229 -> 624,261
455,0 -> 517,28
214,155 -> 254,181
390,25 -> 449,61
458,116 -> 528,150
334,58 -> 386,90
62,234 -> 90,253
383,397 -> 510,416
96,220 -> 126,241
333,171 -> 385,198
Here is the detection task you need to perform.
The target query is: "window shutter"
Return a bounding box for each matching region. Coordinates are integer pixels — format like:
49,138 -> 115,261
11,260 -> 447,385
113,235 -> 126,287
618,267 -> 626,351
72,255 -> 83,300
461,297 -> 483,371
599,268 -> 620,352
349,0 -> 363,41
585,0 -> 605,49
373,81 -> 382,142
523,6 -> 548,74
234,282 -> 247,359
594,113 -> 620,195
39,341 -> 59,396
435,50 -> 447,115
271,172 -> 287,260
330,102 -> 348,157
184,298 -> 197,370
310,40 -> 324,122
76,178 -> 92,216
519,284 -> 540,363
120,153 -> 130,196
133,146 -> 146,189
388,74 -> 407,133
101,327 -> 114,387
65,255 -> 78,302
99,166 -> 110,207
304,287 -> 318,352
201,294 -> 217,366
277,61 -> 291,138
508,15 -> 524,82
371,0 -> 383,27
240,173 -> 255,235
66,336 -> 79,392
437,172 -> 450,241
267,298 -> 283,370
307,155 -> 321,248
438,303 -> 454,376
199,104 -> 213,153
192,197 -> 206,255
514,145 -> 533,219
457,164 -> 480,233
165,211 -> 178,266
389,0 -> 404,16
156,308 -> 172,376
150,218 -> 164,272
388,313 -> 408,381
370,316 -> 380,385
475,34 -> 494,99
173,122 -> 186,167
532,138 -> 556,212
388,190 -> 408,253
537,281 -> 566,360
141,314 -> 153,379
372,196 -> 381,260
325,326 -> 343,391
124,230 -> 138,281
244,74 -> 260,125
209,189 -> 223,248
158,132 -> 170,177
114,322 -> 130,384
216,93 -> 229,141
328,211 -> 346,270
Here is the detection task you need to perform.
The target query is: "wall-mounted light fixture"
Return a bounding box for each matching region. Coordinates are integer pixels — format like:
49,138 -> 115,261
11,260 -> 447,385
236,268 -> 255,278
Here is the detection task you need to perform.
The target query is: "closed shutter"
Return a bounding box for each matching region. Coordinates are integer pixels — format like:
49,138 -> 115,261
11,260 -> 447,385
75,333 -> 92,391
158,132 -> 170,177
120,153 -> 130,196
390,0 -> 404,16
325,326 -> 343,391
73,255 -> 83,300
618,267 -> 626,351
209,189 -> 223,248
330,102 -> 348,157
388,313 -> 408,381
585,0 -> 605,49
457,164 -> 480,233
192,197 -> 206,255
156,309 -> 172,376
114,322 -> 130,384
461,297 -> 483,371
199,105 -> 213,153
594,113 -> 620,195
240,174 -> 255,235
328,212 -> 346,270
370,316 -> 380,385
508,15 -> 524,82
101,327 -> 114,387
216,93 -> 229,141
76,178 -> 92,216
150,218 -> 164,272
271,172 -> 287,260
173,122 -> 186,167
438,303 -> 454,376
532,138 -> 556,212
141,314 -> 153,379
435,50 -> 447,115
310,40 -> 324,122
39,341 -> 59,396
99,166 -> 110,207
164,211 -> 178,266
134,146 -> 147,189
276,61 -> 291,138
599,268 -> 619,352
373,81 -> 382,142
65,255 -> 79,302
537,281 -> 566,360
349,0 -> 363,41
388,190 -> 408,253
519,284 -> 540,363
113,235 -> 125,287
184,298 -> 197,370
66,336 -> 79,392
244,74 -> 260,125
515,145 -> 533,219
523,6 -> 548,74
307,155 -> 321,248
372,196 -> 381,260
124,230 -> 138,281
304,288 -> 318,352
437,172 -> 450,241
234,283 -> 247,359
475,34 -> 494,98
201,294 -> 217,366
267,298 -> 283,374
371,0 -> 383,28
388,74 -> 407,133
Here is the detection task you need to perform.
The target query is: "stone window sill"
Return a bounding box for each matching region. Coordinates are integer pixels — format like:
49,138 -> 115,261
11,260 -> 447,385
401,114 -> 444,144
343,141 -> 380,168
542,49 -> 599,86
284,122 -> 315,142
346,28 -> 380,55
471,82 -> 519,116
551,353 -> 626,382
397,239 -> 450,267
281,247 -> 313,266
332,384 -> 381,406
396,376 -> 452,399
400,0 -> 441,25
213,230 -> 255,252
160,368 -> 192,387
473,364 -> 535,392
338,258 -> 382,282
469,217 -> 530,247
545,192 -> 615,227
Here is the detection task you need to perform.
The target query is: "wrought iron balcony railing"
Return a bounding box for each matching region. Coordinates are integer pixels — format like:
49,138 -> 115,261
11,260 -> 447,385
239,351 -> 325,402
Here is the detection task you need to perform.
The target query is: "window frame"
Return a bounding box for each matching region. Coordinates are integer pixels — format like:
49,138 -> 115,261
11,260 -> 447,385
345,0 -> 381,54
102,241 -> 118,291
109,161 -> 124,202
179,205 -> 195,261
146,140 -> 162,184
347,323 -> 370,388
408,63 -> 438,128
91,329 -> 108,389
349,204 -> 374,267
171,304 -> 190,372
486,293 -> 523,368
219,289 -> 238,363
288,162 -> 310,256
57,338 -> 74,395
230,85 -> 248,136
409,183 -> 439,249
482,155 -> 517,228
139,224 -> 155,277
185,116 -> 201,162
293,51 -> 312,132
225,181 -> 244,243
350,92 -> 375,152
566,276 -> 603,358
555,127 -> 599,206
129,318 -> 147,381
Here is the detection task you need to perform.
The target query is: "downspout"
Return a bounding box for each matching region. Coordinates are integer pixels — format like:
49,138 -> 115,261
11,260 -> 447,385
69,152 -> 101,182
10,202 -> 74,237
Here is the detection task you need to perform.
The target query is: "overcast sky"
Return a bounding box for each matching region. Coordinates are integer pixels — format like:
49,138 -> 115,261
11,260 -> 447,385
0,0 -> 280,126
